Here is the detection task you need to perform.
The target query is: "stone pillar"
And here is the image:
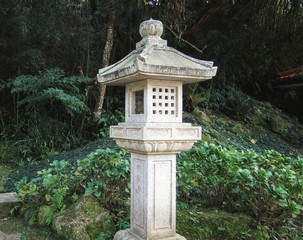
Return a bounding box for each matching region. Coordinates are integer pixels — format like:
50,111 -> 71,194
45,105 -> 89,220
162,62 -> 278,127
130,153 -> 178,239
114,152 -> 186,240
111,122 -> 200,240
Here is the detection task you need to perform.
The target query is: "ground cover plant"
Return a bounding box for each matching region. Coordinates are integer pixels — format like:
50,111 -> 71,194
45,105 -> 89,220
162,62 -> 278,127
177,142 -> 303,227
8,139 -> 303,239
0,165 -> 13,192
0,217 -> 62,240
13,147 -> 130,229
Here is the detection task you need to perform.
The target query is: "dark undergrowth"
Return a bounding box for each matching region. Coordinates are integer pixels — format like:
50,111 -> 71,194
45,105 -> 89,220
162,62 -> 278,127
4,138 -> 116,192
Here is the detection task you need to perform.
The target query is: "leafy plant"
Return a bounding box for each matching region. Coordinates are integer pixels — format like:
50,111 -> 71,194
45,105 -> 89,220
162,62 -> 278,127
95,220 -> 114,240
3,68 -> 93,162
223,87 -> 253,117
177,141 -> 303,227
98,108 -> 125,137
183,83 -> 206,113
14,147 -> 131,225
0,142 -> 13,164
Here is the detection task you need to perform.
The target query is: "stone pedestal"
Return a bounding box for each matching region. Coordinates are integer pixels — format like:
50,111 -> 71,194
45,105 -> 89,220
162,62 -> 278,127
112,123 -> 200,240
115,229 -> 185,240
114,153 -> 185,240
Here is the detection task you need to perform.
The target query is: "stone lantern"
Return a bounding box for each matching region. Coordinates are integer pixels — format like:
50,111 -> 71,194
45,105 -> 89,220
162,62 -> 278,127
97,19 -> 217,240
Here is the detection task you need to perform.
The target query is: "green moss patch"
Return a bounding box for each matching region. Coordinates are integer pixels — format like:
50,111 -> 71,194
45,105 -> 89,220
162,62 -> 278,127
52,195 -> 115,240
0,217 -> 62,240
177,208 -> 269,240
185,107 -> 303,158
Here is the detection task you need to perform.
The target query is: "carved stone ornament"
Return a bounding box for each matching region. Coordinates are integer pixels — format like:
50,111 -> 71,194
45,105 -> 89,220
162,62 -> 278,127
115,139 -> 196,154
139,19 -> 163,38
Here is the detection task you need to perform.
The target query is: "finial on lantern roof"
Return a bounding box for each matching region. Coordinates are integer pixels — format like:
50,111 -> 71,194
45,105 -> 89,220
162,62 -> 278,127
139,18 -> 163,38
136,19 -> 167,49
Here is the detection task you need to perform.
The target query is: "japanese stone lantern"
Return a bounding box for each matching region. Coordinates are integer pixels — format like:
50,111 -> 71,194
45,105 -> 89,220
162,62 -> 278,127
97,19 -> 217,240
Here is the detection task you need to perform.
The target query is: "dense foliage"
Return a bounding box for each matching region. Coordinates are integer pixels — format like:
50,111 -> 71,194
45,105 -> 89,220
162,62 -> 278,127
178,141 -> 303,226
1,1 -> 302,239
13,143 -> 303,238
1,68 -> 93,162
1,0 -> 302,162
14,147 -> 130,227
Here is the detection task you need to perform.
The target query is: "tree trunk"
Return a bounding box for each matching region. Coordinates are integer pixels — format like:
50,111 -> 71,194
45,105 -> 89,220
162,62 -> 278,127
93,12 -> 115,121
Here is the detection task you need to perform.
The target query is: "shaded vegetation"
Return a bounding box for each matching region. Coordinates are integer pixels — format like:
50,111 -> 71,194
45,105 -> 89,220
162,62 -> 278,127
4,138 -> 116,191
2,97 -> 302,238
1,1 -> 303,163
0,217 -> 62,240
0,1 -> 302,239
0,165 -> 13,192
177,208 -> 269,240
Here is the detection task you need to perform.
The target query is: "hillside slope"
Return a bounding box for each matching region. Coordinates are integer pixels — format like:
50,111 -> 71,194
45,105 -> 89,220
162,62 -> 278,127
4,99 -> 303,191
185,102 -> 303,158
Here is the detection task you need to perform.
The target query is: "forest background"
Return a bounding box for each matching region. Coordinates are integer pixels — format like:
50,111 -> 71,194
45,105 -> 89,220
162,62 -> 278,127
0,1 -> 303,239
0,0 -> 302,171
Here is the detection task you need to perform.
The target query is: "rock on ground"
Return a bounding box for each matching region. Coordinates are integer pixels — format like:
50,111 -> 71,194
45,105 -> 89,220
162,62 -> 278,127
52,194 -> 115,240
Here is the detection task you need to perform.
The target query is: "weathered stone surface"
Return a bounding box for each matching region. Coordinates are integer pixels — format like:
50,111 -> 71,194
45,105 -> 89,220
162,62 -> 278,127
37,205 -> 53,226
0,231 -> 21,240
114,229 -> 186,240
0,192 -> 18,204
97,19 -> 217,86
52,194 -> 115,240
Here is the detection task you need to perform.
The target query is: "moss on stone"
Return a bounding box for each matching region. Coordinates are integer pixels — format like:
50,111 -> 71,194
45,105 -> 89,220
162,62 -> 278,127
52,194 -> 115,240
37,206 -> 52,226
177,208 -> 269,240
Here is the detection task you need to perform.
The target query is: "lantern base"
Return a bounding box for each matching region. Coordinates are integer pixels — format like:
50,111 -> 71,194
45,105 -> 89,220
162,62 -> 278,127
114,229 -> 186,240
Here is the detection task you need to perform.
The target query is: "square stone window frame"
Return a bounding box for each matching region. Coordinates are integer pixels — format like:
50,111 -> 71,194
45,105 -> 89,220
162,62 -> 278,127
125,79 -> 183,123
126,81 -> 147,123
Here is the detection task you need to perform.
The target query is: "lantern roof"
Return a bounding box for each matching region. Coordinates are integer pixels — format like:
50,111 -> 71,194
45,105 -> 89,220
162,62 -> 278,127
97,19 -> 217,86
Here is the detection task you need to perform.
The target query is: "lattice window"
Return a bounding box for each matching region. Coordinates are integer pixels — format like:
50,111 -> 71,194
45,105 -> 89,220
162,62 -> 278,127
133,90 -> 144,114
152,87 -> 176,116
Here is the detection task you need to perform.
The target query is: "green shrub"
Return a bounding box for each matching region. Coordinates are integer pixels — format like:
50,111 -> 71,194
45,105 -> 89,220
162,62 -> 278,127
0,143 -> 13,164
2,68 -> 93,163
223,87 -> 253,117
196,86 -> 253,118
14,141 -> 303,237
14,147 -> 130,225
177,141 -> 303,226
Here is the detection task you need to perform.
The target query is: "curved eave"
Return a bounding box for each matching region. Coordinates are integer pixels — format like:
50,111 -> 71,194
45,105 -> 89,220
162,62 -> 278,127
98,62 -> 217,86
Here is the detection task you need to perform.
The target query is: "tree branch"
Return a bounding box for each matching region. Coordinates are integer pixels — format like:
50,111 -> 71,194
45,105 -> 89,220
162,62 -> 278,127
167,26 -> 207,54
183,0 -> 229,36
